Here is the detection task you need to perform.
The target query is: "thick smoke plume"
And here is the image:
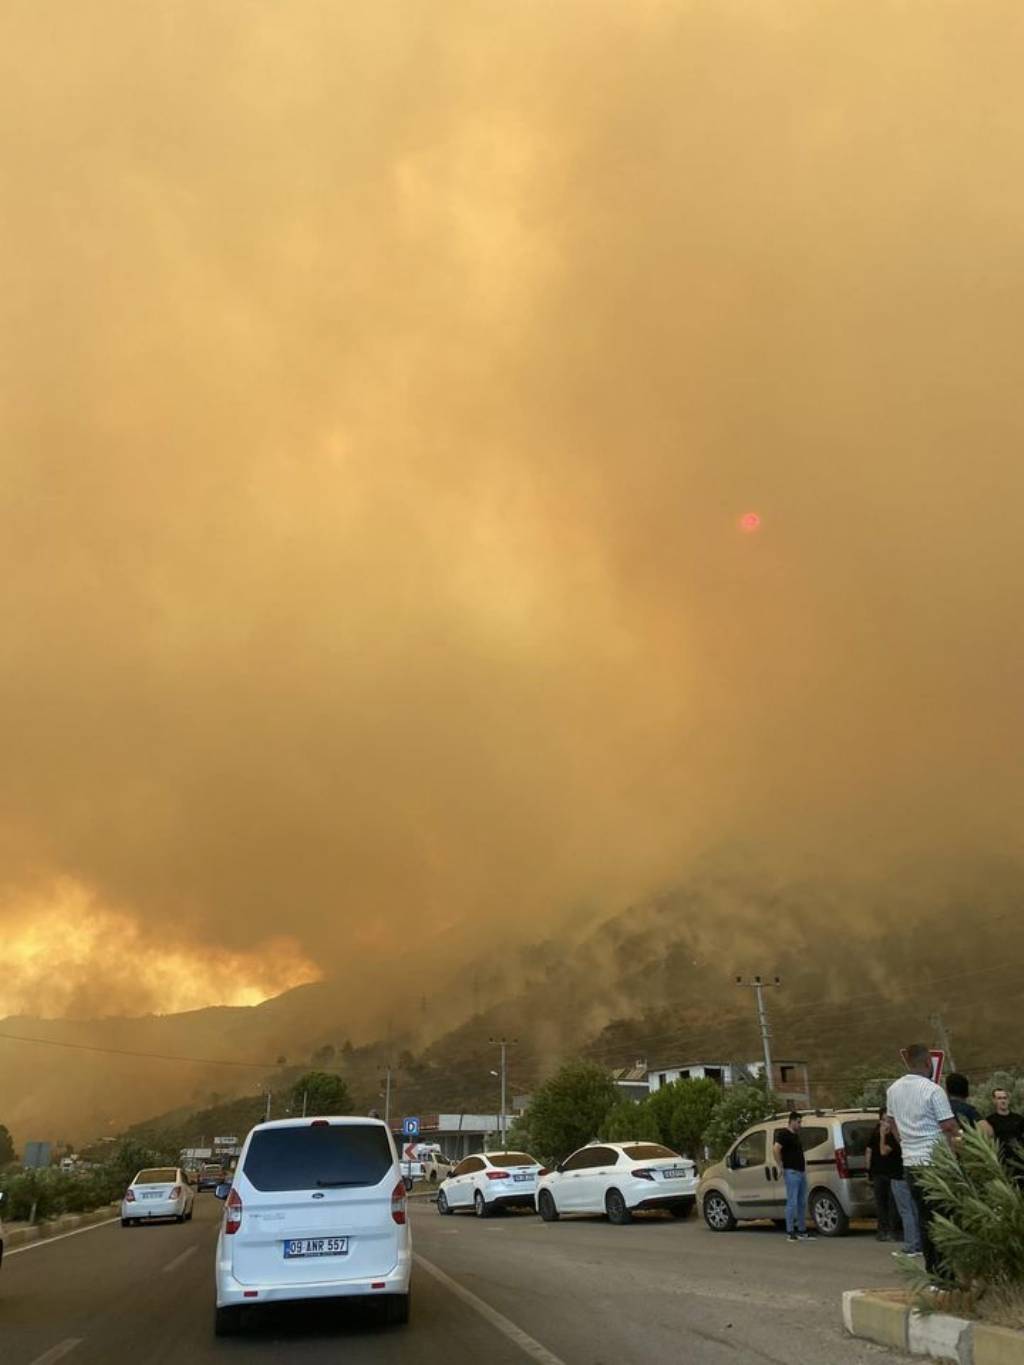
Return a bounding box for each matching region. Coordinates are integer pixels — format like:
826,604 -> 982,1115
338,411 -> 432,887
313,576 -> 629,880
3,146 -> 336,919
2,1 -> 1023,1023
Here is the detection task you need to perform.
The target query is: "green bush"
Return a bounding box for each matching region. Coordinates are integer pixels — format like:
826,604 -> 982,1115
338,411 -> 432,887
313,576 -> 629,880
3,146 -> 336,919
703,1082 -> 780,1158
0,1137 -> 176,1222
600,1100 -> 663,1144
521,1060 -> 618,1164
915,1125 -> 1024,1292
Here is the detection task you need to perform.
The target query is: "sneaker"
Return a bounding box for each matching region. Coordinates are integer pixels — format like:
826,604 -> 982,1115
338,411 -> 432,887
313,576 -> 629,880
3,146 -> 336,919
786,1234 -> 797,1243
797,1232 -> 814,1240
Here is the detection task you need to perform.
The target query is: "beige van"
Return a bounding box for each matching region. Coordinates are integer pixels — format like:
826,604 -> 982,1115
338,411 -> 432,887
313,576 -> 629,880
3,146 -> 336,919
697,1109 -> 879,1236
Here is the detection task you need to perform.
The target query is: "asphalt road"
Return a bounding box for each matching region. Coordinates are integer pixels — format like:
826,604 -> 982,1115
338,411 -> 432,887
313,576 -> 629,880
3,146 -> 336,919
1,1194 -> 903,1364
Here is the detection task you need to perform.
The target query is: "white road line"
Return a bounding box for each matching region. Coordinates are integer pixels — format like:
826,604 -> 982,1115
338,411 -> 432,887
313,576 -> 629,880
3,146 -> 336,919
163,1245 -> 198,1274
28,1339 -> 83,1365
414,1253 -> 567,1365
7,1218 -> 121,1257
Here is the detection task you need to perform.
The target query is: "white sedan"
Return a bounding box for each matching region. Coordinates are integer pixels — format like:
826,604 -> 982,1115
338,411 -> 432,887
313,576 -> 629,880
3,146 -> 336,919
536,1141 -> 698,1223
436,1150 -> 541,1217
121,1166 -> 195,1226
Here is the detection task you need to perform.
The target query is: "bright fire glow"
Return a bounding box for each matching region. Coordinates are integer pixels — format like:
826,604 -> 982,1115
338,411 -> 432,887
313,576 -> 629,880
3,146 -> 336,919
739,512 -> 762,532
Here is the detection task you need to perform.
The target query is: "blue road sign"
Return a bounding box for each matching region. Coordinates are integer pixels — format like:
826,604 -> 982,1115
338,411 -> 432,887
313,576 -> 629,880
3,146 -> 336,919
402,1117 -> 420,1138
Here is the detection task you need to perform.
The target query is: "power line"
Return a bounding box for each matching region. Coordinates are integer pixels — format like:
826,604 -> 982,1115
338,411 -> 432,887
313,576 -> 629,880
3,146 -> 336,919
0,1030 -> 278,1069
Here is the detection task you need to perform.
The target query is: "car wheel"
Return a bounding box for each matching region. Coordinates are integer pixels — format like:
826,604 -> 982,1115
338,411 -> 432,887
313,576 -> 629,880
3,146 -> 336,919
702,1191 -> 737,1232
670,1199 -> 695,1219
605,1188 -> 632,1225
429,1170 -> 437,1182
810,1189 -> 849,1237
120,1218 -> 130,1228
383,1291 -> 411,1326
437,1190 -> 453,1216
214,1306 -> 243,1337
473,1190 -> 492,1219
175,1213 -> 185,1223
538,1189 -> 559,1222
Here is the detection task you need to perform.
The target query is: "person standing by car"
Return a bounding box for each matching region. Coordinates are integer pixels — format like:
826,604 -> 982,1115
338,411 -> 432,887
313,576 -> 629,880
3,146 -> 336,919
879,1115 -> 921,1255
773,1112 -> 812,1243
866,1108 -> 902,1242
886,1045 -> 958,1280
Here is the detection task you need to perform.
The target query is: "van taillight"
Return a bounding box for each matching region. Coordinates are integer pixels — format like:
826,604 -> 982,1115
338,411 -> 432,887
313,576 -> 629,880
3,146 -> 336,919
391,1180 -> 407,1225
225,1186 -> 243,1234
834,1146 -> 850,1180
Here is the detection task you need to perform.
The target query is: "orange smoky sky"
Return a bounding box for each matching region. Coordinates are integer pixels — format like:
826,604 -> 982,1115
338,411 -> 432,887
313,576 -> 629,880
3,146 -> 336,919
2,1 -> 1024,1021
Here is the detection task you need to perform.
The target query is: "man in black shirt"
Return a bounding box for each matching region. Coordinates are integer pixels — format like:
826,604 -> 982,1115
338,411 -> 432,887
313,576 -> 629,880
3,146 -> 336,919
945,1073 -> 981,1129
866,1108 -> 903,1241
773,1112 -> 812,1242
981,1088 -> 1024,1184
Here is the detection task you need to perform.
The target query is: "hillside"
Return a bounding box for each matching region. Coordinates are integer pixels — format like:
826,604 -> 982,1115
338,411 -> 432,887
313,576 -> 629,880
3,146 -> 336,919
6,865 -> 1024,1146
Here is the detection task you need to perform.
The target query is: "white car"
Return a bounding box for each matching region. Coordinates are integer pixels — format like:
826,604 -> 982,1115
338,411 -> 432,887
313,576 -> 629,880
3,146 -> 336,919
436,1150 -> 541,1217
535,1141 -> 698,1223
121,1166 -> 195,1226
213,1116 -> 411,1336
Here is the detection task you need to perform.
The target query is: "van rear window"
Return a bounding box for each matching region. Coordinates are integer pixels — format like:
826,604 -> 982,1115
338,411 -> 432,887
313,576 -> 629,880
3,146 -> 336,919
242,1124 -> 392,1192
842,1121 -> 878,1158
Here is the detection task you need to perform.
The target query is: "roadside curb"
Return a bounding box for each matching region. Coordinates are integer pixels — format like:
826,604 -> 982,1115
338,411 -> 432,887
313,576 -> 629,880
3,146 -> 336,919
843,1291 -> 1024,1363
4,1203 -> 120,1250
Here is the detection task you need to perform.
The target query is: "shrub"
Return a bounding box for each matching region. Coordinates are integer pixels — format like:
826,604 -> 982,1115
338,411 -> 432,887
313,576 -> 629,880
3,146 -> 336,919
601,1100 -> 663,1145
913,1125 -> 1024,1297
522,1060 -> 618,1164
703,1082 -> 780,1158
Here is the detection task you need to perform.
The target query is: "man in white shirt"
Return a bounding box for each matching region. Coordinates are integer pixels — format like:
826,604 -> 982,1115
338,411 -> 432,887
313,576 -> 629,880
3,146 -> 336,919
886,1044 -> 958,1278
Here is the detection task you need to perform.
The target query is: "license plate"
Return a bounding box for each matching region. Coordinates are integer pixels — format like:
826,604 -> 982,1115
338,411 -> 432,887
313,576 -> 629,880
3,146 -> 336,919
513,1174 -> 533,1183
661,1167 -> 690,1180
283,1237 -> 349,1258
141,1192 -> 164,1199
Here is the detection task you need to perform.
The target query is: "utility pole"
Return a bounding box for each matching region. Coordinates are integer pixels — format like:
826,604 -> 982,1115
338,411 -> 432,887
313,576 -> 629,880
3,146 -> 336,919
383,1066 -> 393,1128
264,1090 -> 272,1122
489,1037 -> 517,1147
735,976 -> 781,1085
302,1089 -> 308,1118
930,1013 -> 957,1072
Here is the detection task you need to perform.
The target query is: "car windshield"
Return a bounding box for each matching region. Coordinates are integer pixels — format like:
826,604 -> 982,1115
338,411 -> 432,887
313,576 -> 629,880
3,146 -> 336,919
620,1144 -> 680,1160
488,1152 -> 538,1168
242,1124 -> 392,1192
135,1169 -> 177,1184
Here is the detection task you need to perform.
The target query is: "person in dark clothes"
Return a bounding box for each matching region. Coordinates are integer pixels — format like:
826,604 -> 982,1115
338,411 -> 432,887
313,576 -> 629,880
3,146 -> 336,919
981,1088 -> 1024,1184
945,1073 -> 981,1129
866,1108 -> 902,1242
773,1111 -> 813,1242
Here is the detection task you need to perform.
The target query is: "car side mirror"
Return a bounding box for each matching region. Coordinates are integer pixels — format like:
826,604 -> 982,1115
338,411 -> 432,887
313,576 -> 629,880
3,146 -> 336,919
214,1183 -> 231,1200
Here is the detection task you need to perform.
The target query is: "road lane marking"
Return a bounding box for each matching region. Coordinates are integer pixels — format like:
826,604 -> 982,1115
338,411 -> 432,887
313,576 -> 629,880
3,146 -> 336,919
414,1253 -> 567,1365
29,1339 -> 82,1365
7,1218 -> 121,1256
163,1245 -> 198,1273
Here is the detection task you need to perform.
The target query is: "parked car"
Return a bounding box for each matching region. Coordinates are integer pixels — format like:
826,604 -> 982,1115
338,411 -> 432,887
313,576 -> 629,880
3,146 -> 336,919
697,1109 -> 879,1237
213,1116 -> 411,1336
121,1167 -> 195,1226
436,1151 -> 540,1217
423,1151 -> 454,1183
535,1142 -> 698,1224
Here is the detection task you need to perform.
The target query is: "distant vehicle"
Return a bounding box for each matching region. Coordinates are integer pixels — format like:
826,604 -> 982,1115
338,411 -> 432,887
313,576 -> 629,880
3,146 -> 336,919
197,1163 -> 228,1192
697,1109 -> 879,1237
436,1151 -> 541,1218
213,1116 -> 411,1337
422,1151 -> 454,1183
121,1167 -> 195,1226
398,1141 -> 450,1188
536,1142 -> 698,1224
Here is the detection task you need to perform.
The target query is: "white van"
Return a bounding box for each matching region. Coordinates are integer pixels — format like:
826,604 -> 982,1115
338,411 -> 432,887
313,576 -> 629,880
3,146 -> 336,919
213,1116 -> 411,1336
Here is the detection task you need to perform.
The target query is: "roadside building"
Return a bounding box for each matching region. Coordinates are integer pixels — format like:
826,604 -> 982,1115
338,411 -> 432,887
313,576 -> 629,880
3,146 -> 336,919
646,1060 -> 811,1109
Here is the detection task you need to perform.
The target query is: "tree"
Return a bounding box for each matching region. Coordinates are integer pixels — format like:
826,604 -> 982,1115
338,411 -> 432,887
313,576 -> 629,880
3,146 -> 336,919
703,1082 -> 780,1158
668,1079 -> 724,1159
291,1071 -> 352,1117
601,1100 -> 663,1144
310,1044 -> 336,1066
0,1124 -> 16,1166
523,1060 -> 618,1164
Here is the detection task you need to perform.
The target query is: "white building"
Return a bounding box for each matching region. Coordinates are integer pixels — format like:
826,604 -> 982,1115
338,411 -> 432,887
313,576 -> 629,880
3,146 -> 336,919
647,1060 -> 811,1108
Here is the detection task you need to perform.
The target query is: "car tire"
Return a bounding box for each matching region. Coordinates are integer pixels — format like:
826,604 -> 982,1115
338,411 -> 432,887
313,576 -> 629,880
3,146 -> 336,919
702,1190 -> 737,1232
538,1189 -> 559,1222
437,1190 -> 453,1216
670,1199 -> 695,1219
810,1189 -> 849,1237
120,1218 -> 130,1228
605,1189 -> 632,1225
429,1171 -> 438,1182
473,1190 -> 492,1219
176,1213 -> 185,1223
383,1291 -> 411,1326
214,1306 -> 243,1337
